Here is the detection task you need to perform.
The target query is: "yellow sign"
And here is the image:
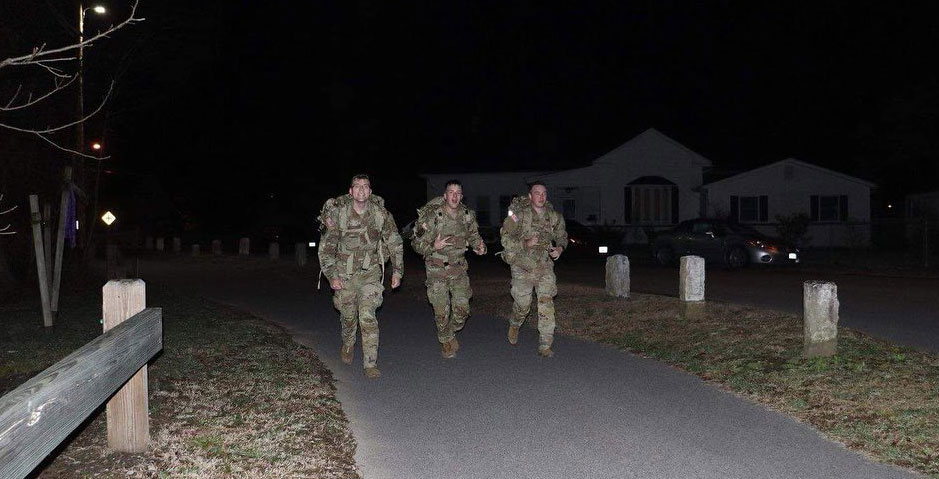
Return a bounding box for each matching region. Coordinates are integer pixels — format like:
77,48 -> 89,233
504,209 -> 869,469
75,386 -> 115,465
101,211 -> 116,225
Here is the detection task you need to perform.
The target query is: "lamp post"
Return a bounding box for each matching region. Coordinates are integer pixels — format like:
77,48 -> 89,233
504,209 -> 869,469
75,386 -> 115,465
77,4 -> 105,254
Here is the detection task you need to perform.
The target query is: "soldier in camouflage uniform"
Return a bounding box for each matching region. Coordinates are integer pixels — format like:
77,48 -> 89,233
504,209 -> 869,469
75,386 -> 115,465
318,174 -> 404,379
499,181 -> 568,357
411,180 -> 486,358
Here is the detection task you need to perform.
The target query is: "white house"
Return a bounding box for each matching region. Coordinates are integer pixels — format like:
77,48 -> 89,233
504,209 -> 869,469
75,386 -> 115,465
421,128 -> 712,243
701,158 -> 876,247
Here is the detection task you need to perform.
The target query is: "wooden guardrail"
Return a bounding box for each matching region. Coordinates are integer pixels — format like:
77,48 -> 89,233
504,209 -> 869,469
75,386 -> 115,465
0,280 -> 162,479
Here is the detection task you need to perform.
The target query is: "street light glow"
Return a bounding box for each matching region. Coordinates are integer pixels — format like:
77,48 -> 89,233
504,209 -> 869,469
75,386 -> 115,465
91,142 -> 102,150
93,5 -> 106,14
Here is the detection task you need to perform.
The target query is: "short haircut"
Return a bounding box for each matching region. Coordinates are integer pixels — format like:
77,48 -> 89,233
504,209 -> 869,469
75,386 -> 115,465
444,179 -> 462,190
350,174 -> 371,187
528,180 -> 546,191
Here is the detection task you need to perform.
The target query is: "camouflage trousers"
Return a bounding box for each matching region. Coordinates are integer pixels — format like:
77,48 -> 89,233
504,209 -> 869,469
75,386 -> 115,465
425,262 -> 472,343
332,269 -> 384,368
509,263 -> 557,347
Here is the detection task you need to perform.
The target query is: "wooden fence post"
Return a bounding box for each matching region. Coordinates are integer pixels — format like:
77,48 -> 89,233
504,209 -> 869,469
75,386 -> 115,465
102,280 -> 150,452
28,195 -> 53,327
51,166 -> 70,317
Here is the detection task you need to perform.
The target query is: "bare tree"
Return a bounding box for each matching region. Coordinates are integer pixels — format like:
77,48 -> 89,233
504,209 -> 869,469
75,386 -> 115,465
0,0 -> 144,160
0,193 -> 17,236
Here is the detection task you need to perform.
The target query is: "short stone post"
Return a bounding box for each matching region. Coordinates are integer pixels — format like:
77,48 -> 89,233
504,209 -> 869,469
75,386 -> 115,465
144,236 -> 154,251
239,237 -> 250,256
605,254 -> 630,298
102,279 -> 149,452
191,244 -> 200,257
803,281 -> 839,357
295,242 -> 307,267
211,239 -> 222,255
172,237 -> 181,253
269,242 -> 280,260
155,237 -> 164,252
679,255 -> 706,319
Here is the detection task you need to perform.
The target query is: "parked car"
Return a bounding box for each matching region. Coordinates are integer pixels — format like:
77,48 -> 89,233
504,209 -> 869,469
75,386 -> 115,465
652,219 -> 799,268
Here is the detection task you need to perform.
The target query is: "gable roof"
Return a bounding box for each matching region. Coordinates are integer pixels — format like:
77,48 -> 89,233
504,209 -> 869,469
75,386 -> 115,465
593,128 -> 713,168
702,158 -> 877,189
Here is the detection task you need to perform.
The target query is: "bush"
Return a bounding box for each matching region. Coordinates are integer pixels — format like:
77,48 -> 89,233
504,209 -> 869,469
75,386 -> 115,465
775,213 -> 812,247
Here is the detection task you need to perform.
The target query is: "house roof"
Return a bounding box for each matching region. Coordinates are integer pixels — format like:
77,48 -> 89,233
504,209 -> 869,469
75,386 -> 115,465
701,158 -> 877,189
593,128 -> 713,168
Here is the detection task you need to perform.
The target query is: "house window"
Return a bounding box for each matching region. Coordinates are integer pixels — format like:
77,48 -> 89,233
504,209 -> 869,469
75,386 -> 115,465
477,195 -> 491,225
810,195 -> 848,222
730,195 -> 768,223
562,199 -> 575,220
629,186 -> 674,224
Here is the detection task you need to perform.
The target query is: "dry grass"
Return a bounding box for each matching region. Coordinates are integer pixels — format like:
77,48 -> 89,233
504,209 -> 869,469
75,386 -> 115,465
468,276 -> 939,478
2,285 -> 359,479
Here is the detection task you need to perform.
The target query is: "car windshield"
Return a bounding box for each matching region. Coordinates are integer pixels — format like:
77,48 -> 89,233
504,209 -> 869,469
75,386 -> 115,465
726,223 -> 765,237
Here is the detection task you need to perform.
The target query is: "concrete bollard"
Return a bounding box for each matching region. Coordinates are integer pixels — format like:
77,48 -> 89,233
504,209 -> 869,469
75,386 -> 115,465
295,242 -> 307,267
239,237 -> 250,256
605,254 -> 630,298
191,244 -> 200,257
269,242 -> 280,260
211,239 -> 222,255
803,281 -> 839,357
172,237 -> 181,253
144,236 -> 154,250
679,255 -> 705,302
155,237 -> 164,252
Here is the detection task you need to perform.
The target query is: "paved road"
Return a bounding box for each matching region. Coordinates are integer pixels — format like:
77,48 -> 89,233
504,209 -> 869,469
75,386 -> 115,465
140,258 -> 921,479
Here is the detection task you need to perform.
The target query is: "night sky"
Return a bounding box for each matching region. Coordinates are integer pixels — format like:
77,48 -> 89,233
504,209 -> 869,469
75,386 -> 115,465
8,1 -> 939,234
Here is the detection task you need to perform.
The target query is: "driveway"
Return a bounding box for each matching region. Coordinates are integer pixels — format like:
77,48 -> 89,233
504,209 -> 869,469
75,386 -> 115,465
139,257 -> 921,479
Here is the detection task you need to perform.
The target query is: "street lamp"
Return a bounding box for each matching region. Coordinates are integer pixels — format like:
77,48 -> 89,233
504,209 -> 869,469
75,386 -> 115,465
77,4 -> 106,166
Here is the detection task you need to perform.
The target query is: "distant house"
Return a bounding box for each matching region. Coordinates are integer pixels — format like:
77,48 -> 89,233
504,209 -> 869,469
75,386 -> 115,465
701,158 -> 876,247
421,128 -> 712,243
421,130 -> 876,248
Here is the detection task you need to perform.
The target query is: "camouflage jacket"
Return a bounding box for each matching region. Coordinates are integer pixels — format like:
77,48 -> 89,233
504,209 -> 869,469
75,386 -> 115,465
499,196 -> 568,270
317,194 -> 404,281
411,197 -> 484,266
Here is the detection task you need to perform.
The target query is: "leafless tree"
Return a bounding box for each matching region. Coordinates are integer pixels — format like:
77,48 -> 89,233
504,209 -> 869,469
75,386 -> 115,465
0,193 -> 17,236
0,0 -> 144,160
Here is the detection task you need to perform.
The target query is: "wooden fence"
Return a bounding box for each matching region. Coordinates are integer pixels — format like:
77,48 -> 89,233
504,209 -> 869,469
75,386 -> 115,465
0,280 -> 162,479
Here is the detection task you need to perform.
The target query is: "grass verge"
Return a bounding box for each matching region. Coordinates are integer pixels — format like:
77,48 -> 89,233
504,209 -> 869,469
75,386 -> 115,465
467,276 -> 939,478
0,279 -> 359,479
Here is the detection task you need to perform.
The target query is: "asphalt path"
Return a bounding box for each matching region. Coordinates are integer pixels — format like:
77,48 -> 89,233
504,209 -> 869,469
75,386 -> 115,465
139,257 -> 921,479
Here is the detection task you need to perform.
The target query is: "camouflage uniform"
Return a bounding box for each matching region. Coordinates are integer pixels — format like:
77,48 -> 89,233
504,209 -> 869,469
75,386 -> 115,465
499,196 -> 568,350
411,197 -> 484,344
318,194 -> 404,369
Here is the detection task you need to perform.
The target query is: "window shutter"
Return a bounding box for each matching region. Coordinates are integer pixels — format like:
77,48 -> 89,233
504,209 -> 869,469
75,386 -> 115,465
671,186 -> 679,224
839,195 -> 848,222
730,196 -> 739,222
810,195 -> 819,221
623,187 -> 632,224
759,196 -> 768,222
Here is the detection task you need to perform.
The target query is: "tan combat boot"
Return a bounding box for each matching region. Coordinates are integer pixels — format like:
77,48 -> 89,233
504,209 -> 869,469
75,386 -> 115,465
340,344 -> 354,365
537,335 -> 554,358
441,340 -> 455,359
507,325 -> 520,346
449,337 -> 460,354
364,367 -> 381,379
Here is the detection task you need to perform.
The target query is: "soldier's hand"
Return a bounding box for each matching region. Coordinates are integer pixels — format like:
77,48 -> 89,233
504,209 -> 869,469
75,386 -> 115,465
433,233 -> 454,250
330,278 -> 345,290
549,246 -> 563,260
473,240 -> 487,255
391,274 -> 401,289
524,235 -> 539,249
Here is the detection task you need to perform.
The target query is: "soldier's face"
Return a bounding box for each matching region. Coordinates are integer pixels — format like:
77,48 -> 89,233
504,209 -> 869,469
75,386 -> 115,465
529,185 -> 547,208
443,185 -> 463,209
349,179 -> 371,202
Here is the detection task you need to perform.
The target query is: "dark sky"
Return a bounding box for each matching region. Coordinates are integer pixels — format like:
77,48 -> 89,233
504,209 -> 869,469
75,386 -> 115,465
39,1 -> 939,229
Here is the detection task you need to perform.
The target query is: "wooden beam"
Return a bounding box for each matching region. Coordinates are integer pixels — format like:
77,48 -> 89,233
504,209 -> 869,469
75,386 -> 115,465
51,167 -> 71,315
28,195 -> 52,327
102,279 -> 149,452
0,307 -> 162,478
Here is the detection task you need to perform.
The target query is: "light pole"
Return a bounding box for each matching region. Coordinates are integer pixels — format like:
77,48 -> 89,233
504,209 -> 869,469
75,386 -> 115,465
77,3 -> 105,253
